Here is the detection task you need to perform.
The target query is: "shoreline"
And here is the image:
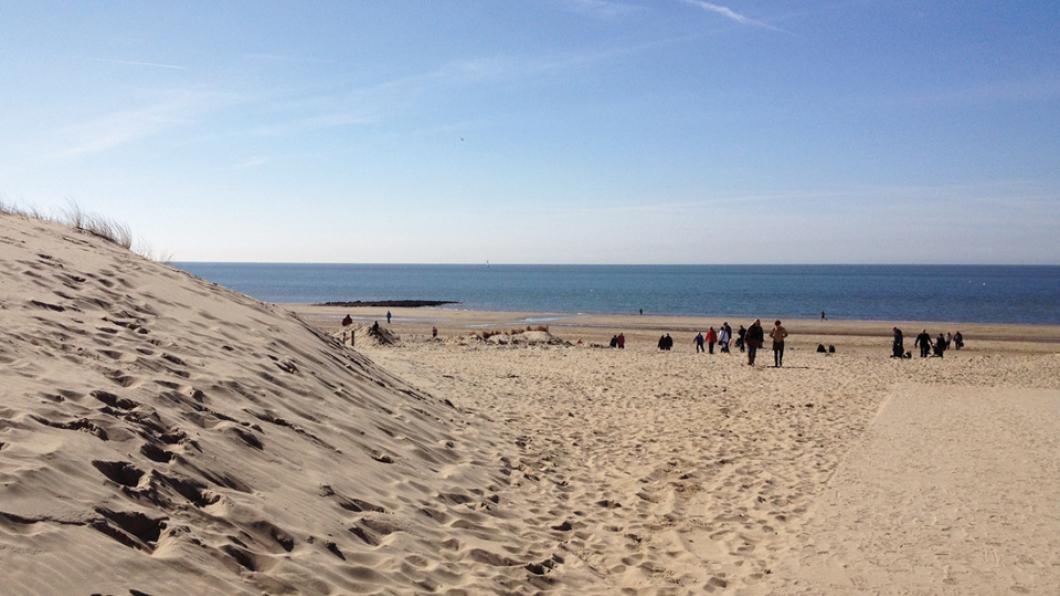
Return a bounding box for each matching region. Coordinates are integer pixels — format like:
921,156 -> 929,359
289,304 -> 1060,345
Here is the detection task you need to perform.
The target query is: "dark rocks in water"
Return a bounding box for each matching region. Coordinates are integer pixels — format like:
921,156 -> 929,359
315,300 -> 459,308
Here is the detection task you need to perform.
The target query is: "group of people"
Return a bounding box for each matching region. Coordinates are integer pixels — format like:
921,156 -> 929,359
657,333 -> 674,350
608,333 -> 626,349
892,328 -> 964,358
635,319 -> 791,367
693,324 -> 733,354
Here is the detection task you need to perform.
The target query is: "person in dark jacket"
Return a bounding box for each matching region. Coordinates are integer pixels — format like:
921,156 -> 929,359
746,319 -> 764,366
694,332 -> 705,353
934,333 -> 947,357
736,325 -> 747,352
891,327 -> 905,358
658,335 -> 666,351
954,331 -> 964,350
915,330 -> 932,358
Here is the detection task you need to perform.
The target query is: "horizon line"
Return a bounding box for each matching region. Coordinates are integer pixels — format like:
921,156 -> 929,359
171,261 -> 1060,267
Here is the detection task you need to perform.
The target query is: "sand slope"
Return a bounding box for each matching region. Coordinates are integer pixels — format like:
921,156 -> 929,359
0,215 -> 588,594
778,384 -> 1060,595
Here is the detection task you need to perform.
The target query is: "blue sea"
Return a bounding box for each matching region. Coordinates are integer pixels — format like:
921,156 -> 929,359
174,264 -> 1060,325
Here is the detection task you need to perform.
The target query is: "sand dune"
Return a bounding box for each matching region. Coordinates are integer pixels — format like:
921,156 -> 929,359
0,215 -> 593,594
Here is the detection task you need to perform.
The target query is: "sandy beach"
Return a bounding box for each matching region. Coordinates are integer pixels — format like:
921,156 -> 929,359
2,213 -> 1058,594
305,305 -> 1060,593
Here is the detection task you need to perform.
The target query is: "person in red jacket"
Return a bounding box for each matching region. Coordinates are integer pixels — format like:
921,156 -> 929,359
706,327 -> 718,354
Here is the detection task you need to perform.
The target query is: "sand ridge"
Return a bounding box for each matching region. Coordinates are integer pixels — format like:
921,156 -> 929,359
0,215 -> 597,594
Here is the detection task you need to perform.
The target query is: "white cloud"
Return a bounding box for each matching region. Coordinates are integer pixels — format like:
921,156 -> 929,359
680,0 -> 785,32
560,0 -> 644,17
89,57 -> 188,71
54,90 -> 240,158
233,157 -> 269,169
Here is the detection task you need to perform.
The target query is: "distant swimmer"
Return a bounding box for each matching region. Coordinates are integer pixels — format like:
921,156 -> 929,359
639,308 -> 643,316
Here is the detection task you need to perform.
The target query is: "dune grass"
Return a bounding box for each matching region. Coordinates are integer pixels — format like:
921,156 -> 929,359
0,199 -> 169,261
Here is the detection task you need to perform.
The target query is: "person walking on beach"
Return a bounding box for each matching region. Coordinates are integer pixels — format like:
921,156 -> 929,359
892,327 -> 905,358
617,333 -> 625,349
954,331 -> 964,350
821,311 -> 827,321
386,310 -> 392,325
658,334 -> 673,351
610,335 -> 619,349
432,326 -> 438,338
915,330 -> 932,358
694,332 -> 705,353
770,320 -> 788,367
706,327 -> 717,354
934,333 -> 948,357
746,319 -> 764,366
719,325 -> 731,353
736,325 -> 747,352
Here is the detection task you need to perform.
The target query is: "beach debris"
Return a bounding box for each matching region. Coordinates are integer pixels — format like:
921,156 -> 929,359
460,326 -> 570,347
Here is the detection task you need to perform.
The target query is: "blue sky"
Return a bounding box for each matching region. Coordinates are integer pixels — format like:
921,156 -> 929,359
1,0 -> 1058,264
